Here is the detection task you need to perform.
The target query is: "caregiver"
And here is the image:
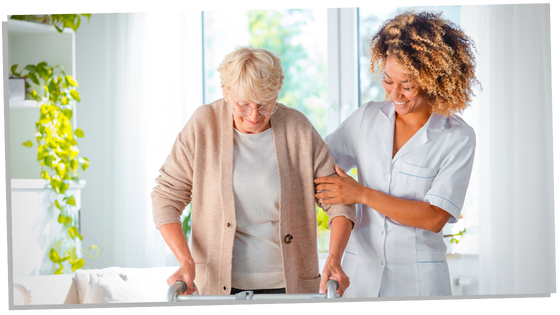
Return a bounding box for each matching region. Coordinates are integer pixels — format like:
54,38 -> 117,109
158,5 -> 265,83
315,11 -> 480,297
152,46 -> 355,297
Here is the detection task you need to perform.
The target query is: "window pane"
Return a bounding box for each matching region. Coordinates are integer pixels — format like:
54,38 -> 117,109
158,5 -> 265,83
204,9 -> 329,137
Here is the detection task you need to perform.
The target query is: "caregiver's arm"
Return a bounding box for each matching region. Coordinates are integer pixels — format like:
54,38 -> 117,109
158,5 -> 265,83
159,223 -> 197,295
315,165 -> 450,233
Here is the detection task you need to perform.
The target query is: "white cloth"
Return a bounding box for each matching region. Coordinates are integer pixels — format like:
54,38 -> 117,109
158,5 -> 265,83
325,101 -> 476,297
231,128 -> 284,290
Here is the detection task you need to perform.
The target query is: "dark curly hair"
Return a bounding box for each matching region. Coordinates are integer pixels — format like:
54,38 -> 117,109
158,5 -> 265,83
370,11 -> 481,117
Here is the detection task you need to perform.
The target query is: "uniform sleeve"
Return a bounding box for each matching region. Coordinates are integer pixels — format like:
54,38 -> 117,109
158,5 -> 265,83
425,126 -> 476,223
151,122 -> 196,230
324,103 -> 368,171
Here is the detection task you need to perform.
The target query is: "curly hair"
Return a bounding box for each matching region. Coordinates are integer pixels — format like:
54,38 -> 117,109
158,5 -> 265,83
370,11 -> 481,117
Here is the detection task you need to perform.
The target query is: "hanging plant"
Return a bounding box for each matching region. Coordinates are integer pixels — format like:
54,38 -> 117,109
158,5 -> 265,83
9,14 -> 91,33
11,61 -> 98,274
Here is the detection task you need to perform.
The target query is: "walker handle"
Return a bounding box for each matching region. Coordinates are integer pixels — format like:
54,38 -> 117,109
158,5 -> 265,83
167,281 -> 197,302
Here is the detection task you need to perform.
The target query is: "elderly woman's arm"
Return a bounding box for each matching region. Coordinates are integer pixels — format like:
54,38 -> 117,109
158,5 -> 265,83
152,124 -> 197,294
319,216 -> 352,295
160,223 -> 197,295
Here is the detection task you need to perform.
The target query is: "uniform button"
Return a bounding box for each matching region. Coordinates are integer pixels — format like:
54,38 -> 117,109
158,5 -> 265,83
381,231 -> 384,235
381,261 -> 384,266
284,234 -> 293,244
227,222 -> 232,228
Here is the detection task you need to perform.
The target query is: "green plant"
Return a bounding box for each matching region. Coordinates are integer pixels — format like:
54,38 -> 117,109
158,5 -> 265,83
11,61 -> 96,274
10,14 -> 91,33
316,205 -> 329,252
182,204 -> 192,242
445,228 -> 466,244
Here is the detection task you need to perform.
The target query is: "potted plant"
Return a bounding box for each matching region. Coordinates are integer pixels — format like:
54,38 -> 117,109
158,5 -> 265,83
10,61 -> 98,274
9,14 -> 91,33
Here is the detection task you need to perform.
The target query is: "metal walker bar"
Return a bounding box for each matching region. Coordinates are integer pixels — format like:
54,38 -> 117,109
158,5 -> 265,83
167,280 -> 340,302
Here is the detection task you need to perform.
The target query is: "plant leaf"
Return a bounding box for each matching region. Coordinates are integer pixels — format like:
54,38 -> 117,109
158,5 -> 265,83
81,14 -> 91,20
74,128 -> 84,138
22,141 -> 33,148
44,155 -> 53,167
71,259 -> 85,272
24,65 -> 36,72
60,182 -> 69,194
80,157 -> 89,171
54,265 -> 64,275
28,72 -> 39,85
70,89 -> 80,101
49,248 -> 61,263
10,64 -> 20,76
70,159 -> 79,172
65,75 -> 78,87
68,226 -> 76,239
66,195 -> 76,206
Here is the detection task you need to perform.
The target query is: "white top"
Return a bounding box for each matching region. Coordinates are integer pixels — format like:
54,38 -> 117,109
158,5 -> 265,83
231,128 -> 284,290
325,101 -> 476,297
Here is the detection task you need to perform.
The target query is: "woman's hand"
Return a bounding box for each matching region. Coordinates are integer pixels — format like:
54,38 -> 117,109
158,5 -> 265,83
166,259 -> 197,295
320,256 -> 350,296
315,165 -> 365,205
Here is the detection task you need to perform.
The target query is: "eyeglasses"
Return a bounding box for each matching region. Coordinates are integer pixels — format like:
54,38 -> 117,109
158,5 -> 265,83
231,101 -> 278,117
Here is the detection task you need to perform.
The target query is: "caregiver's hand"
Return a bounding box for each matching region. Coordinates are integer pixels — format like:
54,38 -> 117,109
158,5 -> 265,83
167,260 -> 197,295
315,165 -> 365,205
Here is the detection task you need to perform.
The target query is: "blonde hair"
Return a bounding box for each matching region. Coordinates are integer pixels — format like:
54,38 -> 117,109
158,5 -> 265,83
217,46 -> 284,103
370,11 -> 481,117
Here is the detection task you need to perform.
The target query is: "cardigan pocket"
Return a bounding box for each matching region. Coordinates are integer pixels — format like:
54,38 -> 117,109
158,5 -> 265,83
297,274 -> 321,294
194,263 -> 208,295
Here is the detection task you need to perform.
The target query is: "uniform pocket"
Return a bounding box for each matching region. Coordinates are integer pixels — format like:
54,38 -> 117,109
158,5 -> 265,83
416,251 -> 451,296
194,264 -> 208,295
297,274 -> 321,294
395,162 -> 438,200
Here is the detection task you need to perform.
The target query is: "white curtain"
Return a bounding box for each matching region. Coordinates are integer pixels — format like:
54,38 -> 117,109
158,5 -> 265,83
463,4 -> 555,295
109,12 -> 203,268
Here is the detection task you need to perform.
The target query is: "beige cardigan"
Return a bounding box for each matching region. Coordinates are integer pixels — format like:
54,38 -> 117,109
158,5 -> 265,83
151,99 -> 355,295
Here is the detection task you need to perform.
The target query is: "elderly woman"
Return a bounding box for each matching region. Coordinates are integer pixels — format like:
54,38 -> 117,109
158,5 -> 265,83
152,46 -> 355,296
315,11 -> 480,297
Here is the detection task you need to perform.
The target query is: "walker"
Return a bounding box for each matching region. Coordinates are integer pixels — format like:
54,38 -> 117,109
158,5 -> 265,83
167,280 -> 340,302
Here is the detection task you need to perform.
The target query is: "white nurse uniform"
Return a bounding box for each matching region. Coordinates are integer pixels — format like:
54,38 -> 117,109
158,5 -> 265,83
325,100 -> 476,297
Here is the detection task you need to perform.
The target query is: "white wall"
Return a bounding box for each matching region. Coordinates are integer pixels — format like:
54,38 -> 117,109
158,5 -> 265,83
74,13 -> 117,269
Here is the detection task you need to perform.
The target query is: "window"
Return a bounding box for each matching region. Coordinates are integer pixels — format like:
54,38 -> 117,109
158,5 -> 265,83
203,9 -> 329,137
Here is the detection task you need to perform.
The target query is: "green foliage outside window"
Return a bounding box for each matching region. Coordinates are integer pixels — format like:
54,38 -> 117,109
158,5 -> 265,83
248,9 -> 328,137
10,14 -> 91,33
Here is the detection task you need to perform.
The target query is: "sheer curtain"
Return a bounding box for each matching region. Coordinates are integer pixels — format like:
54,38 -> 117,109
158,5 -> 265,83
463,4 -> 555,295
110,12 -> 203,268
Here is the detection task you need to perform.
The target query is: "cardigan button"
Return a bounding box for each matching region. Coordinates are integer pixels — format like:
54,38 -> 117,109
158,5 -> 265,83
227,222 -> 232,228
223,286 -> 227,291
284,234 -> 293,244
